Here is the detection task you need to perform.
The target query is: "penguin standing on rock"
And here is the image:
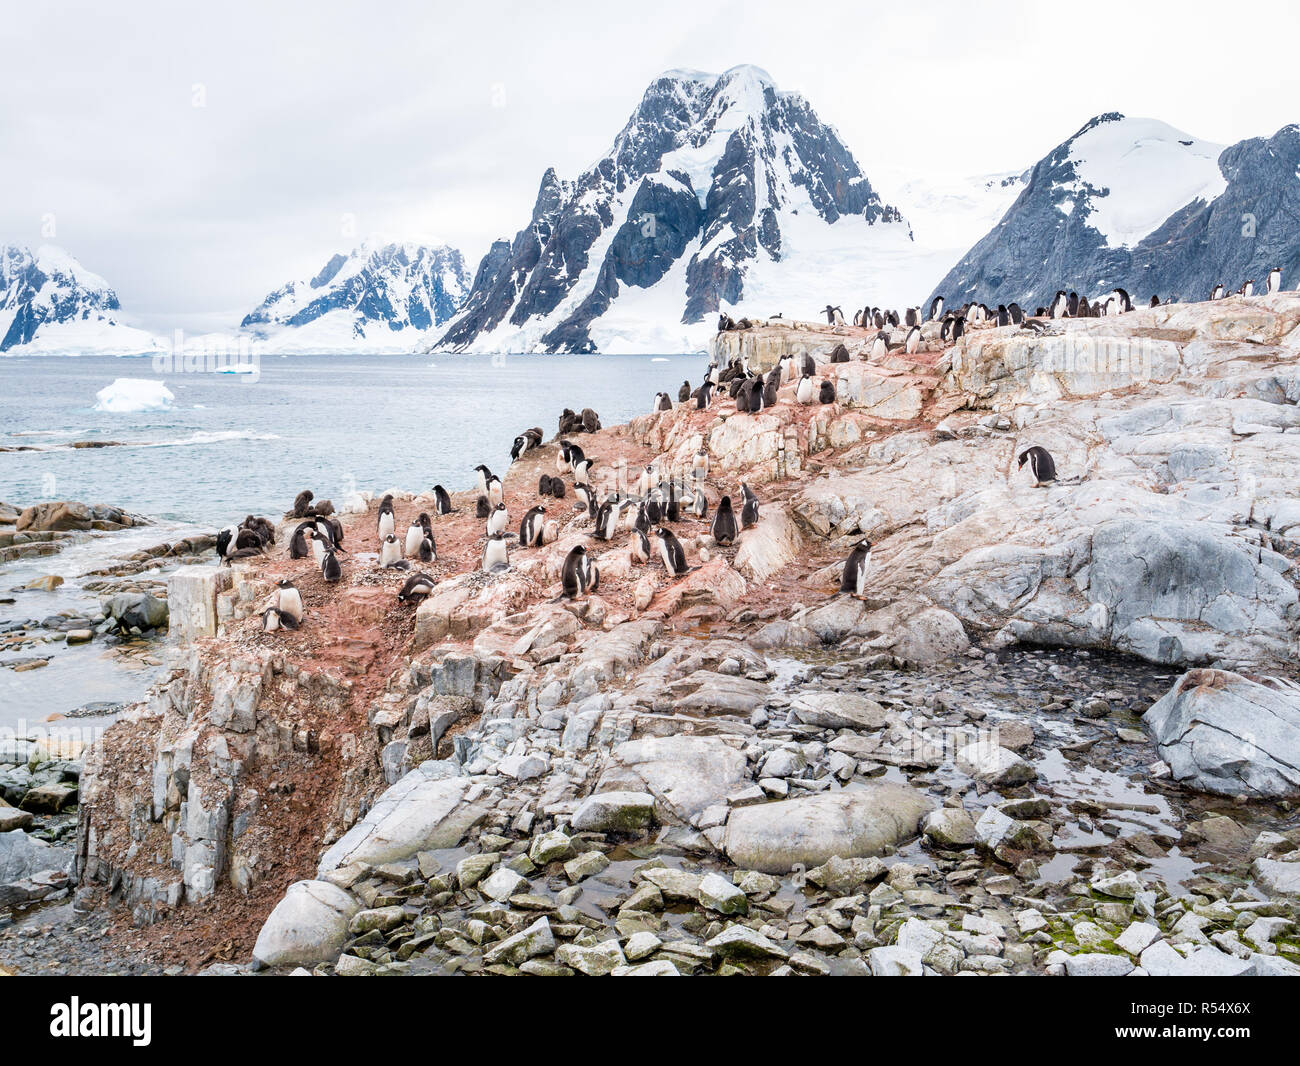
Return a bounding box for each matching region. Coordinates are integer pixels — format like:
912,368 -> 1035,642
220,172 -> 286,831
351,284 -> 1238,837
432,485 -> 455,515
839,540 -> 872,598
905,325 -> 921,354
520,505 -> 546,547
740,484 -> 759,529
1267,267 -> 1282,294
397,572 -> 437,604
405,513 -> 432,557
380,533 -> 407,568
321,549 -> 342,582
482,532 -> 510,573
654,526 -> 692,577
710,496 -> 739,545
796,373 -> 815,405
630,528 -> 651,564
377,495 -> 396,539
1017,446 -> 1057,486
558,544 -> 600,599
273,578 -> 303,628
487,502 -> 509,535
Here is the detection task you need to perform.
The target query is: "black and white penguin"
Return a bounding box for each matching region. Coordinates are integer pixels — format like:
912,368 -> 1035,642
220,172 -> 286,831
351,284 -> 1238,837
710,496 -> 739,545
474,464 -> 494,495
486,474 -> 504,508
289,521 -> 315,560
1017,446 -> 1057,486
1050,291 -> 1070,319
696,381 -> 714,410
377,495 -> 396,539
950,316 -> 965,343
824,304 -> 844,325
397,572 -> 437,604
870,331 -> 888,361
405,513 -> 432,557
573,457 -> 595,487
796,373 -> 815,405
274,578 -> 303,628
654,526 -> 691,577
679,380 -> 692,404
487,502 -> 509,535
261,606 -> 283,632
1210,283 -> 1225,301
594,498 -> 622,541
839,540 -> 872,597
574,483 -> 596,518
559,544 -> 600,599
1008,303 -> 1025,325
380,533 -> 405,568
996,305 -> 1010,328
654,392 -> 672,413
482,532 -> 510,573
1238,280 -> 1255,298
418,536 -> 436,563
819,379 -> 836,404
432,485 -> 454,516
308,527 -> 332,566
686,485 -> 708,519
321,549 -> 342,582
904,325 -> 921,354
519,505 -> 546,547
929,295 -> 945,322
740,483 -> 759,529
1267,267 -> 1282,294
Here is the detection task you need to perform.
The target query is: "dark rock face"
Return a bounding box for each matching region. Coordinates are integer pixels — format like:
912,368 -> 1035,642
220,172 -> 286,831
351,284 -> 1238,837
438,66 -> 900,353
929,115 -> 1300,310
242,242 -> 470,339
0,246 -> 123,351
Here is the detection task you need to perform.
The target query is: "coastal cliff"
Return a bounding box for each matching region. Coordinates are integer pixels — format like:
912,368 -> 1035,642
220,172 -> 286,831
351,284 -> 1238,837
68,294 -> 1300,976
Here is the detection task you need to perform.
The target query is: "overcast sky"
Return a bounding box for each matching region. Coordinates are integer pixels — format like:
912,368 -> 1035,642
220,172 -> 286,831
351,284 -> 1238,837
4,0 -> 1296,333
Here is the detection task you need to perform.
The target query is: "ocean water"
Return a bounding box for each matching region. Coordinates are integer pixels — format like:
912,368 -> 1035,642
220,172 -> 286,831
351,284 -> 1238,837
0,351 -> 705,730
0,352 -> 709,526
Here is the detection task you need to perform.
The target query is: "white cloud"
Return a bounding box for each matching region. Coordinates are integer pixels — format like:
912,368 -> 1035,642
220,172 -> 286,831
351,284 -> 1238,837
2,0 -> 1295,332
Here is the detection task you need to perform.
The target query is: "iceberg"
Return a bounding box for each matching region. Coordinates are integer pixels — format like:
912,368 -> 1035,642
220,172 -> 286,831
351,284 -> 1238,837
93,377 -> 175,413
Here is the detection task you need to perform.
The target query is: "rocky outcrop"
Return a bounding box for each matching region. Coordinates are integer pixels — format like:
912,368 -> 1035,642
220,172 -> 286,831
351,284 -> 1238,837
16,501 -> 143,533
1143,670 -> 1300,798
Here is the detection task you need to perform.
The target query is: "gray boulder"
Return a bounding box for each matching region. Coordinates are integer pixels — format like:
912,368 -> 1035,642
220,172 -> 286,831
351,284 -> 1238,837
252,879 -> 360,967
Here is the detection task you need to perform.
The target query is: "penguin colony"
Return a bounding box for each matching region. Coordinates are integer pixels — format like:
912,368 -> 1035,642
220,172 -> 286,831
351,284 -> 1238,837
219,273 -> 1290,632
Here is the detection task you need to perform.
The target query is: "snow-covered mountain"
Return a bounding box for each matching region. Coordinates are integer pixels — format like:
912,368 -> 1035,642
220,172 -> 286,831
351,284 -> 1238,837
0,245 -> 160,355
928,114 -> 1300,309
436,66 -> 947,354
241,241 -> 470,353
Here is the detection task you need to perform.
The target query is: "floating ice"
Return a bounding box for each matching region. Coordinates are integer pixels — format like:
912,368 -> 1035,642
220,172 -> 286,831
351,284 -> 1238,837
93,378 -> 175,413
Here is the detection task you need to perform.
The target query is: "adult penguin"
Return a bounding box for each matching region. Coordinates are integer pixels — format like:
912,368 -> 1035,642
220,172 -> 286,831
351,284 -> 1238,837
487,502 -> 509,535
520,505 -> 546,547
377,495 -> 396,539
273,578 -> 303,628
558,543 -> 599,599
1017,446 -> 1057,486
839,540 -> 872,597
289,521 -> 315,560
654,526 -> 692,577
710,496 -> 739,545
432,485 -> 454,515
397,572 -> 437,604
417,535 -> 436,563
796,373 -> 815,405
321,549 -> 342,582
380,533 -> 406,568
740,483 -> 759,529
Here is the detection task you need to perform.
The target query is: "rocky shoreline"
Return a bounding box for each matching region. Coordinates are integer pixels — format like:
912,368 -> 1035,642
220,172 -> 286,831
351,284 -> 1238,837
8,294 -> 1300,976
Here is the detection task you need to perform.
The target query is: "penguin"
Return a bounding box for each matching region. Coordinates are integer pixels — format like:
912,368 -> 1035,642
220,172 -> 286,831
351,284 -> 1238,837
1008,303 -> 1025,325
691,448 -> 709,482
1210,283 -> 1225,301
594,498 -> 622,541
510,435 -> 528,461
1267,267 -> 1282,294
261,607 -> 283,632
475,495 -> 491,519
995,305 -> 1010,328
539,474 -> 554,497
573,457 -> 595,487
380,533 -> 405,568
762,374 -> 779,408
1017,446 -> 1057,486
801,352 -> 815,377
556,441 -> 575,474
215,525 -> 236,559
710,496 -> 739,545
824,304 -> 844,325
221,547 -> 264,566
321,549 -> 342,582
740,483 -> 759,529
559,544 -> 600,599
405,513 -> 431,557
746,376 -> 765,412
1067,292 -> 1080,318
487,502 -> 509,535
819,379 -> 836,404
654,392 -> 672,413
928,296 -> 944,322
432,485 -> 454,515
274,578 -> 303,628
482,532 -> 510,573
1238,280 -> 1255,298
474,464 -> 493,495
581,408 -> 601,434
696,381 -> 713,410
377,495 -> 396,539
1150,295 -> 1161,307
541,519 -> 559,545
654,526 -> 691,577
417,535 -> 436,563
630,527 -> 651,564
520,505 -> 546,547
486,474 -> 504,508
870,332 -> 888,361
829,343 -> 850,364
1076,296 -> 1091,318
637,465 -> 656,499
678,380 -> 692,404
687,485 -> 709,519
779,354 -> 796,384
289,521 -> 315,560
397,572 -> 437,604
796,373 -> 815,405
735,380 -> 751,413
839,540 -> 872,597
950,316 -> 965,343
288,490 -> 314,518
904,307 -> 919,328
510,427 -> 543,461
904,325 -> 921,354
574,483 -> 596,517
633,501 -> 652,534
1050,291 -> 1070,319
308,527 -> 331,566
1111,287 -> 1133,312
550,479 -> 566,500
